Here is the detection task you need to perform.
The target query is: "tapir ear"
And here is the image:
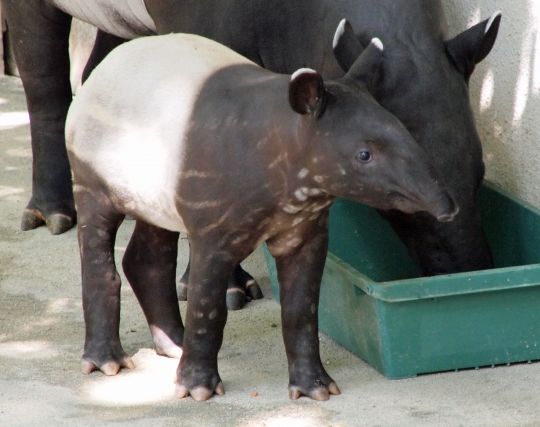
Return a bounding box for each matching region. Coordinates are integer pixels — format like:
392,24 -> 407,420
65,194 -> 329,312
289,68 -> 326,116
333,19 -> 383,89
445,11 -> 502,79
333,19 -> 365,73
344,37 -> 384,88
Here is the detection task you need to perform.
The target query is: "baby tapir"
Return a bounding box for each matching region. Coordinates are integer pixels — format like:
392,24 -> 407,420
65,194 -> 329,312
66,30 -> 458,401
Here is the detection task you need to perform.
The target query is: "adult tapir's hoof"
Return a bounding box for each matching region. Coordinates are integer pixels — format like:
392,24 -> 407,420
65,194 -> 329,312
81,355 -> 135,376
178,265 -> 264,311
246,279 -> 264,300
177,279 -> 189,301
21,208 -> 75,235
288,381 -> 341,401
226,266 -> 264,311
225,288 -> 246,311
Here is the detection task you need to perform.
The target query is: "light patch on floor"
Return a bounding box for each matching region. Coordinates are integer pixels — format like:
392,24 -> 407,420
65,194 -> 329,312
0,340 -> 58,359
81,348 -> 179,406
5,147 -> 31,158
0,111 -> 29,130
46,298 -> 80,314
0,186 -> 24,198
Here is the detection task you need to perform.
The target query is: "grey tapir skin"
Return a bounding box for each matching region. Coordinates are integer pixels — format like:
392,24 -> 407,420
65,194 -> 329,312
2,0 -> 500,279
66,32 -> 457,401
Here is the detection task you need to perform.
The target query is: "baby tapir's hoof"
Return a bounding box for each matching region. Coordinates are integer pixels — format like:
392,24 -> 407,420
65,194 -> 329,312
176,357 -> 225,401
176,382 -> 225,401
176,375 -> 225,401
81,355 -> 135,376
287,365 -> 341,401
150,326 -> 184,359
288,381 -> 341,401
81,340 -> 134,376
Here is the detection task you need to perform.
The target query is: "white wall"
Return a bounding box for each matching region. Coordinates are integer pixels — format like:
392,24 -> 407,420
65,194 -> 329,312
444,0 -> 540,208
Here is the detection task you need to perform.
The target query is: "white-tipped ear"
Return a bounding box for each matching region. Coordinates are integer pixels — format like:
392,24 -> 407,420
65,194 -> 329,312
289,68 -> 326,116
344,37 -> 384,88
485,11 -> 502,35
370,37 -> 383,51
445,12 -> 502,78
333,18 -> 366,73
333,19 -> 348,49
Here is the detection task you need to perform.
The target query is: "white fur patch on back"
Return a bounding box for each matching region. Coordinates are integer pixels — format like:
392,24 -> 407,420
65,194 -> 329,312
49,0 -> 156,38
67,34 -> 254,232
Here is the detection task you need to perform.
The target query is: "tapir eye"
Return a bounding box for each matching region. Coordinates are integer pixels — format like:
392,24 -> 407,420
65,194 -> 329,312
356,150 -> 372,163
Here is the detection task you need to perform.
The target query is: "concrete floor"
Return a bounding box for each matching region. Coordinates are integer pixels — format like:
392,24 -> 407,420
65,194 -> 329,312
1,75 -> 540,426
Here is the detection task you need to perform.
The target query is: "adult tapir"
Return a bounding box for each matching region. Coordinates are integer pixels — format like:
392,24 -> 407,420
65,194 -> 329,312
2,1 -> 500,281
66,29 -> 458,400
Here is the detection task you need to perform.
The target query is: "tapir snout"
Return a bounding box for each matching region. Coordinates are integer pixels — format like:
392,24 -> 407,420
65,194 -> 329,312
386,185 -> 459,223
404,160 -> 460,222
430,192 -> 459,223
404,155 -> 460,223
391,166 -> 460,223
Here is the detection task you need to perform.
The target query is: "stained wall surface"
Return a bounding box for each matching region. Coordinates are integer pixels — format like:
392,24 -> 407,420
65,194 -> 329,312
445,1 -> 540,208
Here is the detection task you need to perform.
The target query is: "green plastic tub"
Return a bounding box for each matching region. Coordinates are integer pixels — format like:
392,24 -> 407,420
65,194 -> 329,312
264,183 -> 540,378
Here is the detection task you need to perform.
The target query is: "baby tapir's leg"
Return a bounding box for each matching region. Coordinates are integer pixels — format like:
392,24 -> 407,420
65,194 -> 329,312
179,259 -> 263,311
274,212 -> 341,401
122,221 -> 183,358
75,187 -> 131,375
176,242 -> 236,401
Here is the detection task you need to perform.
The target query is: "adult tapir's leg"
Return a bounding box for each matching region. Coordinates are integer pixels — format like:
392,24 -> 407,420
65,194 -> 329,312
179,251 -> 263,311
82,30 -> 127,83
2,0 -> 75,234
273,212 -> 341,401
75,186 -> 131,376
122,221 -> 183,359
176,241 -> 236,401
227,264 -> 264,309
